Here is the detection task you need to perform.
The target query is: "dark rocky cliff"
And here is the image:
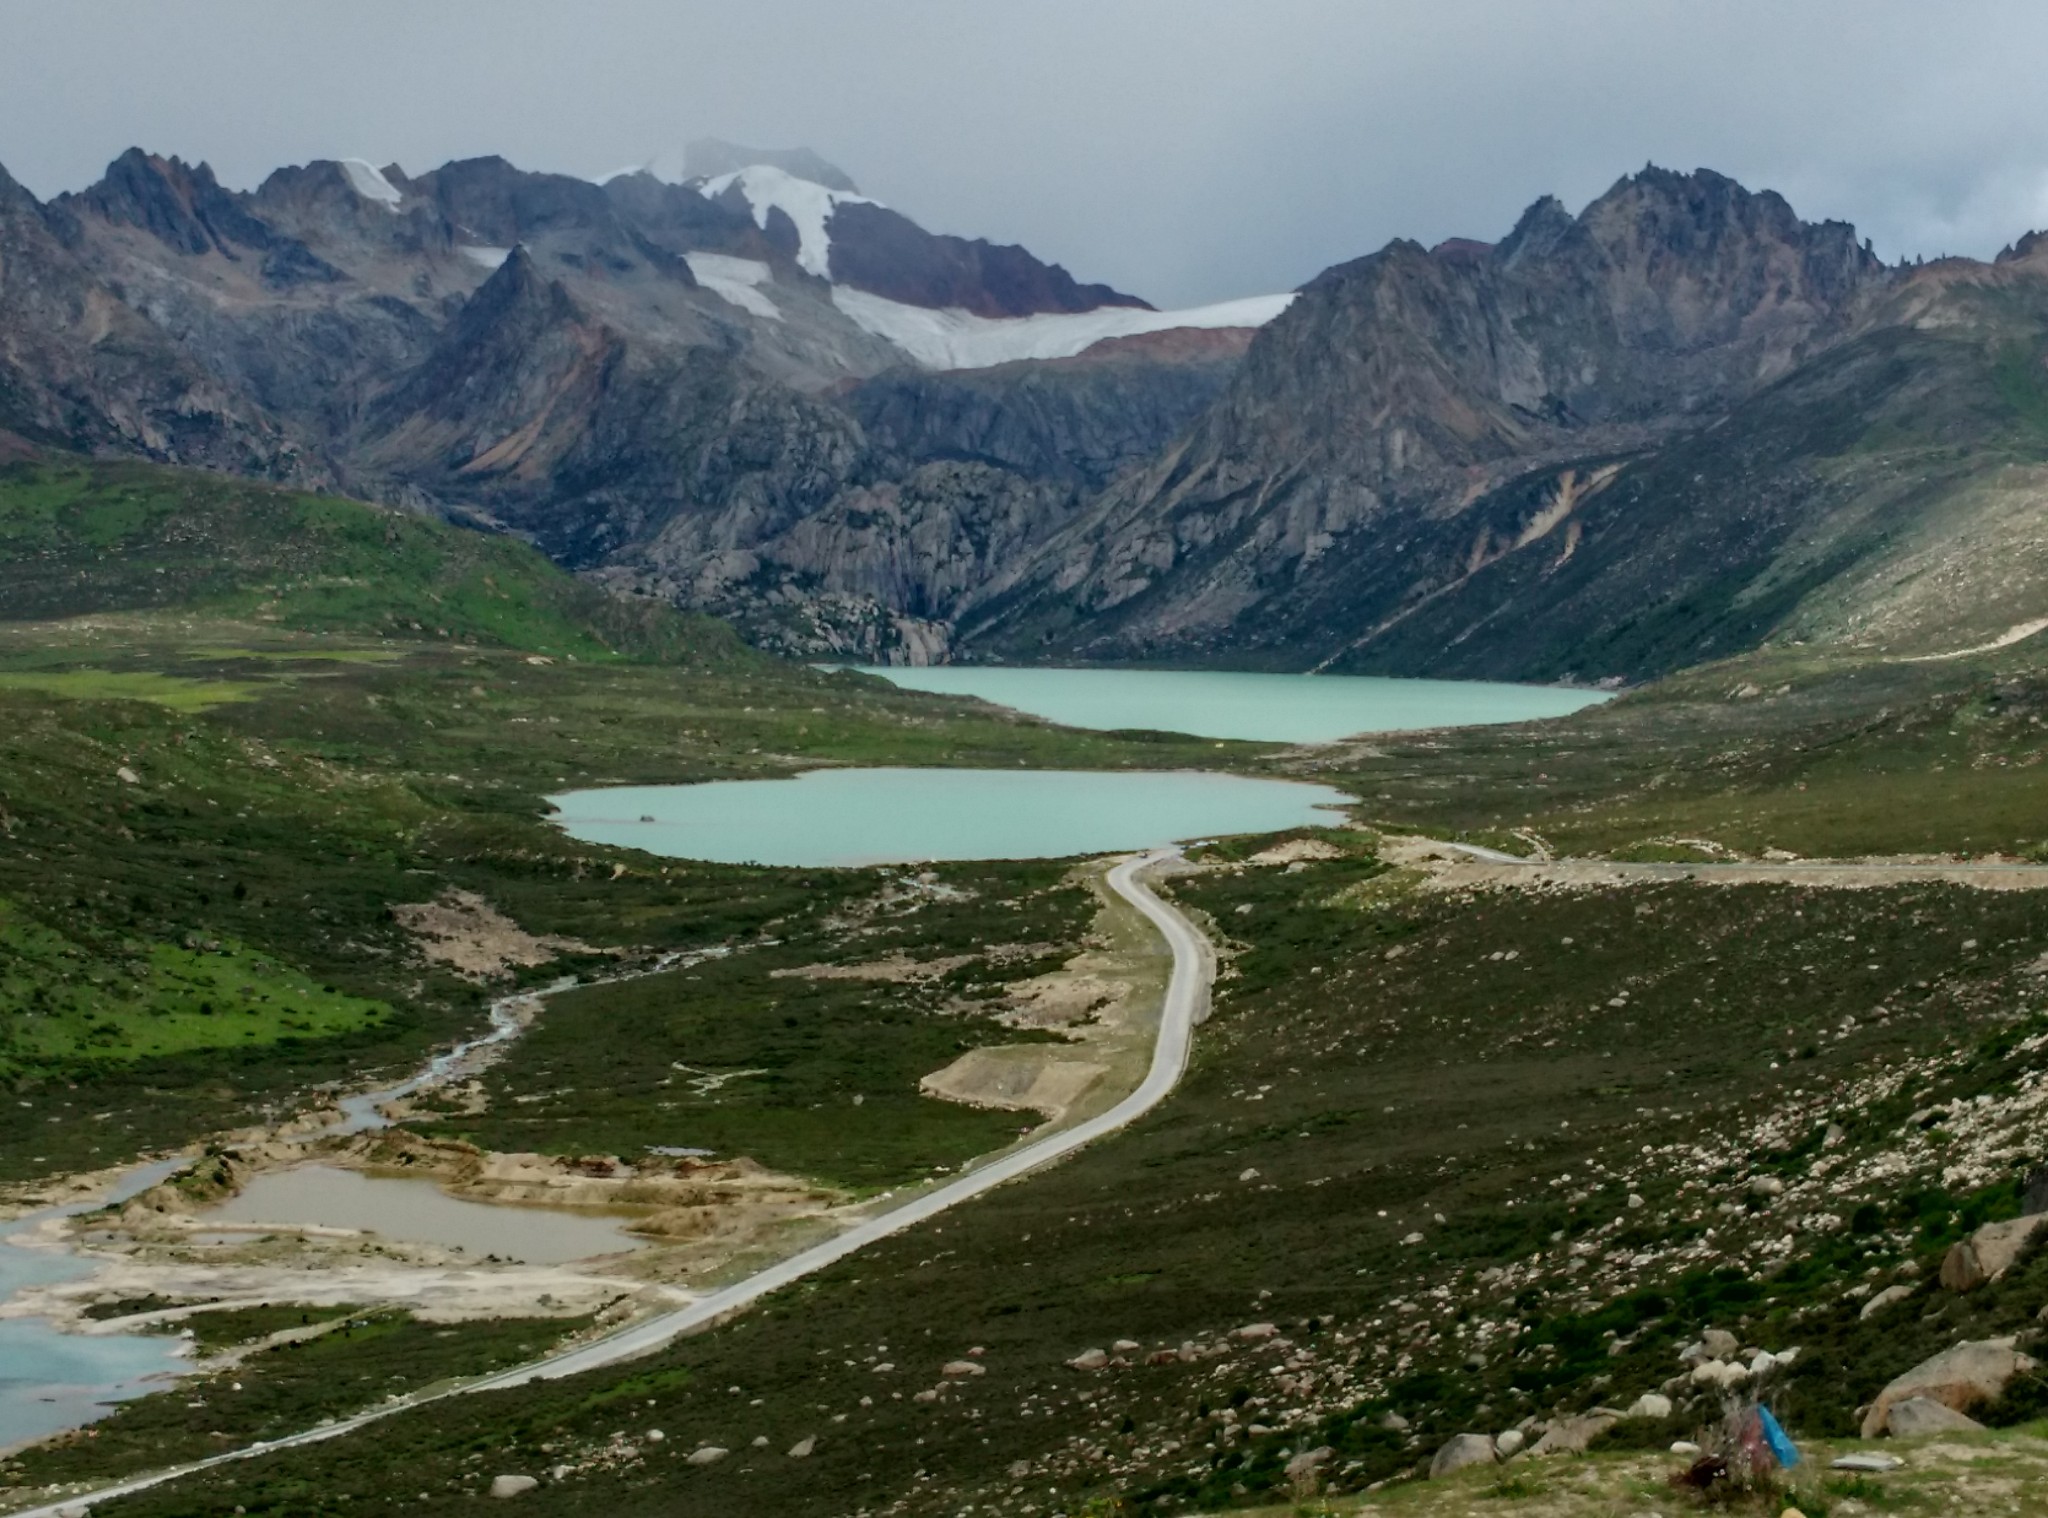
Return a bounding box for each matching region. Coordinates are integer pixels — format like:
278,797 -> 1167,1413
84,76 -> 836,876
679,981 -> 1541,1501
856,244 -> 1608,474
961,168 -> 1910,674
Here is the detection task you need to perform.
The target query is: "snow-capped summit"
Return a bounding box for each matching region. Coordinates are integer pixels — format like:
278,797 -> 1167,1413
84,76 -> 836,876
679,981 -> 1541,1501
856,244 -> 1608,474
683,138 -> 861,195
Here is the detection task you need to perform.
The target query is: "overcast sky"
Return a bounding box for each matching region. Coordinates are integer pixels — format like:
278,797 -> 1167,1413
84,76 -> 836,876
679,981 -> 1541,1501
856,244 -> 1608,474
5,0 -> 2047,307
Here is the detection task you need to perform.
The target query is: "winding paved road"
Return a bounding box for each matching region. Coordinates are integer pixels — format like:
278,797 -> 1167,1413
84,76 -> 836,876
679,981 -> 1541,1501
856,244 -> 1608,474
15,848 -> 1213,1517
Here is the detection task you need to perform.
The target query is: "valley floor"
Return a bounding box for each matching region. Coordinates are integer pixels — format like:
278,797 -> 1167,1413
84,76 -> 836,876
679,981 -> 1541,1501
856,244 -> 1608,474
9,461 -> 2048,1516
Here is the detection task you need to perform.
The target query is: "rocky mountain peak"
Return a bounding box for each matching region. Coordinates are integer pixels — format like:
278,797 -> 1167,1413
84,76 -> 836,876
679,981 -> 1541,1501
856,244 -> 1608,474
62,147 -> 274,259
1496,194 -> 1575,268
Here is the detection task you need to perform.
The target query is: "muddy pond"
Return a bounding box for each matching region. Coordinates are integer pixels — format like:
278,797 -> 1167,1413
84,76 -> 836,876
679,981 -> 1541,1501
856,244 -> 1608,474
208,1166 -> 642,1265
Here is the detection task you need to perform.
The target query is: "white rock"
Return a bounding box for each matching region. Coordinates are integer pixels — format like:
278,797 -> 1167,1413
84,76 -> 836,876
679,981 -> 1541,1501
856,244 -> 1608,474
1232,1322 -> 1279,1341
645,1429 -> 665,1443
787,1436 -> 816,1458
488,1475 -> 538,1499
1671,1440 -> 1701,1455
942,1359 -> 985,1377
686,1446 -> 728,1466
1625,1393 -> 1673,1420
750,1436 -> 768,1447
1494,1428 -> 1525,1457
1067,1348 -> 1109,1370
1861,1284 -> 1914,1319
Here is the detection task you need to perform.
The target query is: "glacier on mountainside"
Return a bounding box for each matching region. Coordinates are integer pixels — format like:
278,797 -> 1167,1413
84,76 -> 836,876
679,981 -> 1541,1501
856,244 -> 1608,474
697,164 -> 878,279
339,158 -> 403,209
831,287 -> 1295,370
682,253 -> 783,321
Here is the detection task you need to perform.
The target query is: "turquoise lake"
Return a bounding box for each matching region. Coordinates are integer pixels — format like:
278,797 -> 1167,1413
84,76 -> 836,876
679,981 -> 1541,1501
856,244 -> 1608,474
549,768 -> 1353,867
834,666 -> 1609,743
0,1160 -> 187,1450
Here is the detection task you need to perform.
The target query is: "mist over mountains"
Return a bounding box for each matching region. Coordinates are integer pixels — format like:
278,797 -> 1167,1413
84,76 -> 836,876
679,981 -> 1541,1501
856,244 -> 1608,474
7,140 -> 2048,680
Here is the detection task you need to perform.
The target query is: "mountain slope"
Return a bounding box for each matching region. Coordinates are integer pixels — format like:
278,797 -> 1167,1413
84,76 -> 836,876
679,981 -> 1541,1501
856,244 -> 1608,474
0,142 -> 1294,661
962,170 -> 2048,678
0,159 -> 290,472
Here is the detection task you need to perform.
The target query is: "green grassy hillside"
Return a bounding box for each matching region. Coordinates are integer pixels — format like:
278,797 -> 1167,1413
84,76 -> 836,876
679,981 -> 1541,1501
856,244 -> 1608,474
0,458 -> 750,663
0,458 -> 1240,1185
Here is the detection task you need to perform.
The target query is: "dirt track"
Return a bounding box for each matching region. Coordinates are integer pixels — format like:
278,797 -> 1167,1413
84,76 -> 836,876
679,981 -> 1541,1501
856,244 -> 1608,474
1382,837 -> 2048,893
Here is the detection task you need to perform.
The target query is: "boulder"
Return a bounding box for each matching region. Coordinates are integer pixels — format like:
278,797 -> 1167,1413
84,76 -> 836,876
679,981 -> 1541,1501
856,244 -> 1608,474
1860,1338 -> 2037,1438
1885,1396 -> 1987,1437
1861,1283 -> 1914,1318
1284,1445 -> 1333,1482
1066,1348 -> 1109,1371
1941,1214 -> 2048,1291
1428,1433 -> 1498,1478
1232,1322 -> 1279,1342
1625,1392 -> 1673,1420
1529,1411 -> 1619,1455
488,1475 -> 538,1499
686,1446 -> 729,1466
1690,1359 -> 1749,1391
1494,1428 -> 1525,1457
788,1435 -> 816,1458
1380,1410 -> 1411,1431
1701,1328 -> 1740,1360
942,1359 -> 985,1377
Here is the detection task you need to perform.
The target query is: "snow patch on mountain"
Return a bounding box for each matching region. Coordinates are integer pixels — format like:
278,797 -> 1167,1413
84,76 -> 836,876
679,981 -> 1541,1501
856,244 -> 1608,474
459,245 -> 512,271
684,253 -> 782,322
339,159 -> 403,210
832,288 -> 1295,371
697,164 -> 877,279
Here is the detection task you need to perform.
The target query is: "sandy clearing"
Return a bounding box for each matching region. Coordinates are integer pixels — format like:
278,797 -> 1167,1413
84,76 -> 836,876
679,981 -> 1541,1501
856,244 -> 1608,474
389,890 -> 605,979
1246,837 -> 1345,865
920,1048 -> 1110,1119
6,1258 -> 671,1337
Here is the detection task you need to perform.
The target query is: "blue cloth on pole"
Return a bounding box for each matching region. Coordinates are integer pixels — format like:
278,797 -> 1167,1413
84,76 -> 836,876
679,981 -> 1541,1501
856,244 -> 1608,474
1758,1404 -> 1800,1467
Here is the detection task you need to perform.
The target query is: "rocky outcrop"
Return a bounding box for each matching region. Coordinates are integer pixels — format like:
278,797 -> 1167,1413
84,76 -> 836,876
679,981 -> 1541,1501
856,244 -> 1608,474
1940,1213 -> 2048,1291
1860,1338 -> 2037,1438
844,347 -> 1238,490
822,199 -> 1148,318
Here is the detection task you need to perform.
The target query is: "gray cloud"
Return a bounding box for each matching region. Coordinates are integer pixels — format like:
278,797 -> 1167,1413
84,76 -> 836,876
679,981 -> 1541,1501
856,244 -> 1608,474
4,0 -> 2046,306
